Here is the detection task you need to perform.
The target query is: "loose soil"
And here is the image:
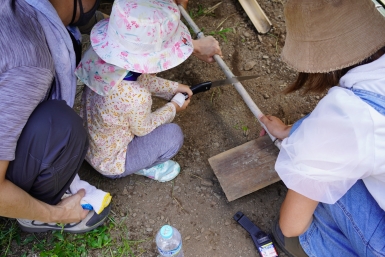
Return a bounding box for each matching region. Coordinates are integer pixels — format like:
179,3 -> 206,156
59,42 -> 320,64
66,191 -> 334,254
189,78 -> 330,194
6,0 -> 323,256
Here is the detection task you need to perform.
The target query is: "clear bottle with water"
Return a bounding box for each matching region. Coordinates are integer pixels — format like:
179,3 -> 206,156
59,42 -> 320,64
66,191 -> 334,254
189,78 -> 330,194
156,225 -> 184,257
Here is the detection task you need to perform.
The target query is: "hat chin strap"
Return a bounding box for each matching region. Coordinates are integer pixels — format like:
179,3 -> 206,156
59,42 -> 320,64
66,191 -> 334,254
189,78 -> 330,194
70,0 -> 78,25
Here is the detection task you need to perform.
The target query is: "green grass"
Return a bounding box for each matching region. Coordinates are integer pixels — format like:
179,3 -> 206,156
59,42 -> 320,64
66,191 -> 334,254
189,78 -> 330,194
267,33 -> 280,54
209,28 -> 233,42
0,216 -> 147,257
188,5 -> 214,19
0,219 -> 20,257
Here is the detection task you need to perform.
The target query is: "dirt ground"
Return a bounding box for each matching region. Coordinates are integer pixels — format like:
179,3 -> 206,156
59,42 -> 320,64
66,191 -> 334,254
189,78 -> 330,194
77,0 -> 322,256
7,0 -> 322,256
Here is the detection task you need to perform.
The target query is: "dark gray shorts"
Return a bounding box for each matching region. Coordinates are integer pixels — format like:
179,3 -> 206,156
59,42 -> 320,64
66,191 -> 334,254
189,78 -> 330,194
6,100 -> 88,205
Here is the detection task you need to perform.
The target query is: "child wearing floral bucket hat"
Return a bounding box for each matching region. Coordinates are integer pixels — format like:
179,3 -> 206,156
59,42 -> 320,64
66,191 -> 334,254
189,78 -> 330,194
258,0 -> 385,256
75,0 -> 195,181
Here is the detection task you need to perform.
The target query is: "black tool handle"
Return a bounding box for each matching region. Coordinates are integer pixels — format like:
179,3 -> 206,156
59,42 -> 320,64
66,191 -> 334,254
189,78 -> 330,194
183,81 -> 213,99
234,212 -> 278,257
234,211 -> 262,248
190,81 -> 212,94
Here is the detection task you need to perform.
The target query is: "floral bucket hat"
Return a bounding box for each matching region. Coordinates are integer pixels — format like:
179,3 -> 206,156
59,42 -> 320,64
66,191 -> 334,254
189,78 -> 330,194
90,0 -> 194,73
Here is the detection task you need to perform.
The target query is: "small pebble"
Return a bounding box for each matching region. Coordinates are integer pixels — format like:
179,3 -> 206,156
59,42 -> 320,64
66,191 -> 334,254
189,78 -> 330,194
244,61 -> 257,71
243,31 -> 251,38
200,179 -> 213,187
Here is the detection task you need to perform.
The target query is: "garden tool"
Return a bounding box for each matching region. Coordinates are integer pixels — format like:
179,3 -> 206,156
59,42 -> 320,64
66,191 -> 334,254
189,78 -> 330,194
184,75 -> 259,99
179,5 -> 281,202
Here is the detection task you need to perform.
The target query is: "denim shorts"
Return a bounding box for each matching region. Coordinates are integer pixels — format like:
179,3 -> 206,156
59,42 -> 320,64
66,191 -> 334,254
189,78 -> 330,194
299,180 -> 385,257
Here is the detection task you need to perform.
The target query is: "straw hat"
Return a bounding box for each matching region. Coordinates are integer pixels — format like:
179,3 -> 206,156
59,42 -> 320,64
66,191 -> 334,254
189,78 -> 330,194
90,0 -> 193,73
281,0 -> 385,73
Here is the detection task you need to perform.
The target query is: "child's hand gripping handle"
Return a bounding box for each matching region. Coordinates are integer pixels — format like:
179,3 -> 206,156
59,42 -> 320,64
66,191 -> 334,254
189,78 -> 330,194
183,81 -> 212,99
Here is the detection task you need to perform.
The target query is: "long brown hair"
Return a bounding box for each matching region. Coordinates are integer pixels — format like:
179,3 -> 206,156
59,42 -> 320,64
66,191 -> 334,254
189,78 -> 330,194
284,47 -> 385,94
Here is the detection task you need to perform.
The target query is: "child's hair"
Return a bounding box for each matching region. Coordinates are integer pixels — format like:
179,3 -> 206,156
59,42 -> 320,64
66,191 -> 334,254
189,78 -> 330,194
284,46 -> 385,94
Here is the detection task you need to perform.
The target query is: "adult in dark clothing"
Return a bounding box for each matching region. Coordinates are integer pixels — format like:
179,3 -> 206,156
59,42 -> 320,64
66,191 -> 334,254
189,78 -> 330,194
0,0 -> 110,233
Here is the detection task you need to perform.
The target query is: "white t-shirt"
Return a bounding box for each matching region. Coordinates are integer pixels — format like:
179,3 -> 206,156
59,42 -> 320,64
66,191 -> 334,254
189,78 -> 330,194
275,54 -> 385,211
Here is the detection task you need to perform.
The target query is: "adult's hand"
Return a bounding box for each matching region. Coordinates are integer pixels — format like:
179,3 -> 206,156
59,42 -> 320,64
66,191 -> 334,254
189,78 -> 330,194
259,115 -> 291,140
0,160 -> 88,223
54,189 -> 89,223
192,36 -> 223,63
175,0 -> 188,9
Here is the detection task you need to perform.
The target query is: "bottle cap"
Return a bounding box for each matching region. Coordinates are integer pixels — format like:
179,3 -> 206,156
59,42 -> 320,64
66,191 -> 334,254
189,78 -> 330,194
160,225 -> 173,239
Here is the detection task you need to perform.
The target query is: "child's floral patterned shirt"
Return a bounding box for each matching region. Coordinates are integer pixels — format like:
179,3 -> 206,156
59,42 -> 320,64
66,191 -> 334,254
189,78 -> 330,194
76,48 -> 178,176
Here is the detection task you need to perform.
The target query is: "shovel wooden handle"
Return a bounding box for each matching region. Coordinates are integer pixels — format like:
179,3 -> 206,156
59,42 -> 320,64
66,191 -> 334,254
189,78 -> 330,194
178,5 -> 281,149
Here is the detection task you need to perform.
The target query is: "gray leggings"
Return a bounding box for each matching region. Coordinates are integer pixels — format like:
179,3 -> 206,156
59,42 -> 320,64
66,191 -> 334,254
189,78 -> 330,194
105,123 -> 184,179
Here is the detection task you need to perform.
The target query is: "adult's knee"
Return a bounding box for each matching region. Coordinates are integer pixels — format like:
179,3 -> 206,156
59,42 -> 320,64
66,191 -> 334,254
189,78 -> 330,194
7,100 -> 89,204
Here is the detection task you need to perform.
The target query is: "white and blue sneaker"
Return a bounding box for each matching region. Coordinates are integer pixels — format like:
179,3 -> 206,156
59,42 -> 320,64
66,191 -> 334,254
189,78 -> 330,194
135,160 -> 180,182
17,203 -> 111,233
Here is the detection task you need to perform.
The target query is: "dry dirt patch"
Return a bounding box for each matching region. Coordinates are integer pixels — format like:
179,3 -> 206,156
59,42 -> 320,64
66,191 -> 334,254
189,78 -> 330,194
79,0 -> 321,256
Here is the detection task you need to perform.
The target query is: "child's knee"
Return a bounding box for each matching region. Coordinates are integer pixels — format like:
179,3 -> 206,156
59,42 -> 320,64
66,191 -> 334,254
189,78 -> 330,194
167,123 -> 184,145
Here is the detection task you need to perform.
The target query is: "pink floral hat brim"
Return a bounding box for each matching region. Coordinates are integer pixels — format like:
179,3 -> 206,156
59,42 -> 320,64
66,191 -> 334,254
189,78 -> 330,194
90,18 -> 194,73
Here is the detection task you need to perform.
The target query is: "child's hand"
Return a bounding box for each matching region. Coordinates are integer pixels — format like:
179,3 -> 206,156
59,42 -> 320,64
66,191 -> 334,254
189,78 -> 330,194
171,84 -> 192,113
259,115 -> 291,140
176,83 -> 193,99
171,98 -> 190,113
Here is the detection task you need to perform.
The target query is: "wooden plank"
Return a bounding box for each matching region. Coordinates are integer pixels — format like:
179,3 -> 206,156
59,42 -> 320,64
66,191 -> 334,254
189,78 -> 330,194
238,0 -> 272,34
208,136 -> 280,202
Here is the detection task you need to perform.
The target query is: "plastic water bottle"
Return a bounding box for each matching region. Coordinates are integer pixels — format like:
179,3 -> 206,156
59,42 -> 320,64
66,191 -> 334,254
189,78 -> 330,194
156,225 -> 184,257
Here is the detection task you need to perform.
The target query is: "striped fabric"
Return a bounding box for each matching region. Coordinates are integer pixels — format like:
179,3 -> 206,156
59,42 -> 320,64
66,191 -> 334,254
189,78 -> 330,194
0,0 -> 55,160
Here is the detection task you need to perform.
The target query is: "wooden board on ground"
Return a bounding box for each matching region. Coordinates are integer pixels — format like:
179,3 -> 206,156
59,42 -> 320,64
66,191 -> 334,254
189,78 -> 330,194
209,136 -> 280,202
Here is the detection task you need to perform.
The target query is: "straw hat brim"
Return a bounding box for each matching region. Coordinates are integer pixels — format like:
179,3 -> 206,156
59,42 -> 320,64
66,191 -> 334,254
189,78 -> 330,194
281,1 -> 385,73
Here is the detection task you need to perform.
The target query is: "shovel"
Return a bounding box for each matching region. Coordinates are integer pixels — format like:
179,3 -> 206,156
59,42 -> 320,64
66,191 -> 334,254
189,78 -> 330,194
179,5 -> 281,202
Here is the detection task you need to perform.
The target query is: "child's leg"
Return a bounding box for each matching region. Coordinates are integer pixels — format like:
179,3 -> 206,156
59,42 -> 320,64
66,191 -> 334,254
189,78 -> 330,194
299,180 -> 385,257
107,123 -> 183,179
